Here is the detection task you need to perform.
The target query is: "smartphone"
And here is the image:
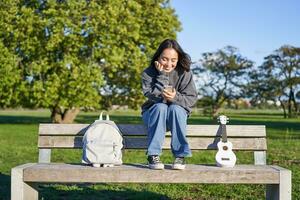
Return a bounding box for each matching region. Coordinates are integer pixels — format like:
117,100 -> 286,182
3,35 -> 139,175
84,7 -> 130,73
164,85 -> 173,92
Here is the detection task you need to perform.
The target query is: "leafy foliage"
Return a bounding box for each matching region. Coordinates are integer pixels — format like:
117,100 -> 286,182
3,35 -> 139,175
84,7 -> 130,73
0,41 -> 23,108
193,46 -> 254,116
0,0 -> 181,122
247,45 -> 300,118
95,0 -> 181,108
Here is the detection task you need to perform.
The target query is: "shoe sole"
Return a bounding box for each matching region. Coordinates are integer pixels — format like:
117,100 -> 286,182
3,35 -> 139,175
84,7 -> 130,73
92,164 -> 114,168
149,164 -> 164,170
172,164 -> 185,170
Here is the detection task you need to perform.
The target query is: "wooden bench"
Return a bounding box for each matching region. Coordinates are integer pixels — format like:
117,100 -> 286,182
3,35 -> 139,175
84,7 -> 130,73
11,123 -> 292,200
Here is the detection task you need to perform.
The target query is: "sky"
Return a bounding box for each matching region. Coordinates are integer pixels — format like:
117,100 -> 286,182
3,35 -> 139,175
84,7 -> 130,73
170,0 -> 300,65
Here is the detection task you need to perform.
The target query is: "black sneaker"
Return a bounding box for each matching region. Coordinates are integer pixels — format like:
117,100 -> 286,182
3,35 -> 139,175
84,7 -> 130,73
172,157 -> 185,170
147,155 -> 164,170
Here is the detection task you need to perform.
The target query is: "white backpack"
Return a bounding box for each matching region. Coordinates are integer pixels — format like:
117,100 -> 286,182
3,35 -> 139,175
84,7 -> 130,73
82,112 -> 123,167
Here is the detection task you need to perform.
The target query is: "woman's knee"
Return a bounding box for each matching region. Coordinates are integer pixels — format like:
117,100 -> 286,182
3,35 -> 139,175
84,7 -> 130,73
150,103 -> 168,114
168,104 -> 186,114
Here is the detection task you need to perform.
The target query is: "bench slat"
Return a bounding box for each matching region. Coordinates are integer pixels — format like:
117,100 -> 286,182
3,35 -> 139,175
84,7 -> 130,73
23,163 -> 279,184
38,136 -> 267,150
39,124 -> 266,137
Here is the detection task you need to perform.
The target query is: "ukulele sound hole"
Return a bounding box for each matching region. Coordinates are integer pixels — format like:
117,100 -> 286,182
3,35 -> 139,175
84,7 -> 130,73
223,146 -> 228,151
222,158 -> 230,161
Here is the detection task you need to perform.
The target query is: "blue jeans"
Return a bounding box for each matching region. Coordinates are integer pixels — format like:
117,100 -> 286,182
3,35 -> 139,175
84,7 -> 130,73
142,103 -> 192,157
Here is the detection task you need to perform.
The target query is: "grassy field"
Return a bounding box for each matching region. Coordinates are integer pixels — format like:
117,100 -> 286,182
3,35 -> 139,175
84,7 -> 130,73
0,109 -> 299,200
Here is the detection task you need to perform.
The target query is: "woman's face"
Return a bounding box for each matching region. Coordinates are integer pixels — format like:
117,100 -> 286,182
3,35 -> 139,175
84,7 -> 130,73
158,48 -> 178,73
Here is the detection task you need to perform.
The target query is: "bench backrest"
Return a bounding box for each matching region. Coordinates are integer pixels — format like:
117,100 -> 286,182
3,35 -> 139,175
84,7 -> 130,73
38,124 -> 267,165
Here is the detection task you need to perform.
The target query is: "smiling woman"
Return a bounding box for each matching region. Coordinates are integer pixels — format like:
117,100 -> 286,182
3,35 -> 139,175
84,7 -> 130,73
154,48 -> 178,72
141,39 -> 198,170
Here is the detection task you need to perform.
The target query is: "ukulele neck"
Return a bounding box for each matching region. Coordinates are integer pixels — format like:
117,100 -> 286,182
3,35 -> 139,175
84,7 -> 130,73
221,124 -> 227,142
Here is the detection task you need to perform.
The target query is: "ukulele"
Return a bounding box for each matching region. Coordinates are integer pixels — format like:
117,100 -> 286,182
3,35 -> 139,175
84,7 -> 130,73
215,115 -> 236,167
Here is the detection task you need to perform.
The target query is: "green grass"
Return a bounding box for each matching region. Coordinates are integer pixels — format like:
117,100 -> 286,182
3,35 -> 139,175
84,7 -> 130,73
0,109 -> 299,200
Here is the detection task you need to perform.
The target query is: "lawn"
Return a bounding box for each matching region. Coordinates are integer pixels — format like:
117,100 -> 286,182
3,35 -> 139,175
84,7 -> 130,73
0,109 -> 299,200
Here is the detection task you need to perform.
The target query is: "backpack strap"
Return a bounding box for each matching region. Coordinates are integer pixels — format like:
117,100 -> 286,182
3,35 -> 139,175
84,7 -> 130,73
99,111 -> 110,121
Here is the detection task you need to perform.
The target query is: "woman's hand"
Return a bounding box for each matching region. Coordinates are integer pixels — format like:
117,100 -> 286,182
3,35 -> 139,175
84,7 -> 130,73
154,61 -> 164,71
162,88 -> 176,101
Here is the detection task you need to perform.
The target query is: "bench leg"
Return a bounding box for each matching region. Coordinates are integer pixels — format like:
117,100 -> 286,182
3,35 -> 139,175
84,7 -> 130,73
11,164 -> 38,200
266,168 -> 291,200
38,149 -> 51,163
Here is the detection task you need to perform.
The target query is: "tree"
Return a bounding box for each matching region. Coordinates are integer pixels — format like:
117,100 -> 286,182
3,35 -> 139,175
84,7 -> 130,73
1,0 -> 105,123
247,45 -> 300,118
245,68 -> 283,109
0,41 -> 24,108
193,46 -> 254,117
0,0 -> 181,123
97,0 -> 181,109
0,1 -> 23,108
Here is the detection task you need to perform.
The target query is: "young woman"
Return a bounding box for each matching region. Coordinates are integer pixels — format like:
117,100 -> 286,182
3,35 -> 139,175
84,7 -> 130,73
141,39 -> 197,170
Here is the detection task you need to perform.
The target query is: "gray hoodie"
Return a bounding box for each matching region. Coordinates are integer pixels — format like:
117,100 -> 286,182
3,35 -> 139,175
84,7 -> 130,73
141,65 -> 197,115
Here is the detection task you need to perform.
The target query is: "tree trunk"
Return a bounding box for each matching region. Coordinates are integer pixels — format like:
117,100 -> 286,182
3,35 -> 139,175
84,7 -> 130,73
211,105 -> 220,119
291,90 -> 298,117
62,108 -> 80,123
288,89 -> 293,118
51,107 -> 63,123
227,99 -> 232,109
51,107 -> 80,123
212,97 -> 226,119
234,101 -> 239,110
279,98 -> 287,118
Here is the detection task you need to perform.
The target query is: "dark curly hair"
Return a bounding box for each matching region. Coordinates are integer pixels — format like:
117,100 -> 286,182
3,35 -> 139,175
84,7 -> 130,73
150,39 -> 191,71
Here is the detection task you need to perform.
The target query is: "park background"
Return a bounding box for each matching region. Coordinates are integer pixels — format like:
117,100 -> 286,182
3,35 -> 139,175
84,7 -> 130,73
0,0 -> 299,199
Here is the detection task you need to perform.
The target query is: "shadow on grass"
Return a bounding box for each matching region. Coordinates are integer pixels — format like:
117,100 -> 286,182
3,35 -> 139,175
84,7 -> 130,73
189,117 -> 300,139
39,184 -> 171,200
0,115 -> 142,124
0,173 -> 10,200
0,116 -> 51,124
75,115 -> 143,124
0,112 -> 298,139
228,112 -> 284,116
188,117 -> 299,128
